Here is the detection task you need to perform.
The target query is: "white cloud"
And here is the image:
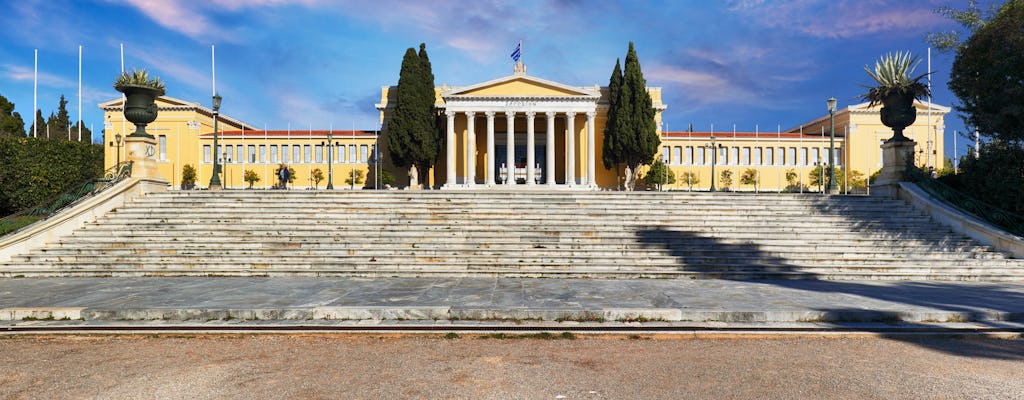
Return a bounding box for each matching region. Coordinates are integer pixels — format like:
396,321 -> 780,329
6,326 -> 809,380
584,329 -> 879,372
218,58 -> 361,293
121,0 -> 223,41
1,64 -> 77,89
730,0 -> 945,39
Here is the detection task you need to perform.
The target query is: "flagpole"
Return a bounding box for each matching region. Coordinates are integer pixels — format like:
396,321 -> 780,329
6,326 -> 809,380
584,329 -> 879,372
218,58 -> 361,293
78,45 -> 82,141
927,47 -> 932,169
33,49 -> 37,138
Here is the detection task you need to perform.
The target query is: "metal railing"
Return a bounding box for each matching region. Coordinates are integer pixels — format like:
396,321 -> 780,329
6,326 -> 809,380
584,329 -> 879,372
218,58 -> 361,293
913,174 -> 1024,238
0,161 -> 133,236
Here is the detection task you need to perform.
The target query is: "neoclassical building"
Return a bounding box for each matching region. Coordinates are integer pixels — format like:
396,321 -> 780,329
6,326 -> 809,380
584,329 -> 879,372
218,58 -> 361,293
376,64 -> 666,188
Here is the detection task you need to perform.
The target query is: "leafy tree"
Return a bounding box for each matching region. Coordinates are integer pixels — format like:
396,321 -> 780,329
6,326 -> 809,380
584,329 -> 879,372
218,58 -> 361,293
927,0 -> 999,53
345,169 -> 365,186
848,170 -> 867,190
244,169 -> 260,189
70,120 -> 92,142
949,0 -> 1024,142
719,169 -> 733,191
311,168 -> 324,188
784,169 -> 799,190
28,110 -> 45,138
387,43 -> 439,188
612,42 -> 659,190
380,170 -> 396,186
949,140 -> 1024,215
740,168 -> 759,190
181,164 -> 196,190
46,95 -> 72,140
680,171 -> 699,190
602,59 -> 623,186
0,136 -> 103,216
0,94 -> 26,137
642,159 -> 675,190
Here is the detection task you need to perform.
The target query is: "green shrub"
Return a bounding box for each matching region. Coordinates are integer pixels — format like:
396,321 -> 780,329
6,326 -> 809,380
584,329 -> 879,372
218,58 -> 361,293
0,136 -> 103,216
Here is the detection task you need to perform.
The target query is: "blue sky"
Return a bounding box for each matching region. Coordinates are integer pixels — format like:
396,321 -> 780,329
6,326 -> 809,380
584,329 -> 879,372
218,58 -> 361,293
0,1 -> 993,161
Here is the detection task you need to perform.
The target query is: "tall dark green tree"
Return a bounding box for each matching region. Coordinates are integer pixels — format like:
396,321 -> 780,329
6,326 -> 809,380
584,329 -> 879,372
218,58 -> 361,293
71,120 -> 93,142
949,0 -> 1024,142
602,59 -> 623,187
612,42 -> 659,190
28,109 -> 45,138
0,94 -> 26,137
47,94 -> 72,140
387,43 -> 439,187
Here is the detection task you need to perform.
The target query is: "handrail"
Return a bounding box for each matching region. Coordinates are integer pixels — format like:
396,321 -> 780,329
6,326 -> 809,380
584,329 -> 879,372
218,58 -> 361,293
0,161 -> 133,236
913,174 -> 1024,238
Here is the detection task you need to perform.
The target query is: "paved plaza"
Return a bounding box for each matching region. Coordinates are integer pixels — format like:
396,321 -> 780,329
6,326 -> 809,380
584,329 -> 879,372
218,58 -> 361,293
2,277 -> 1023,331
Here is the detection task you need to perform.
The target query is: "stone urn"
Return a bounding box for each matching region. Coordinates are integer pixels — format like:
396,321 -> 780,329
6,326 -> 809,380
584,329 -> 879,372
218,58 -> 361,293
879,92 -> 916,143
116,84 -> 163,139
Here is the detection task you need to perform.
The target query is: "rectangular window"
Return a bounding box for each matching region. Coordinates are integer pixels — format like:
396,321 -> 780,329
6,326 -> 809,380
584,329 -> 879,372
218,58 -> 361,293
248,145 -> 256,163
270,145 -> 278,163
810,148 -> 819,165
259,145 -> 267,163
836,147 -> 843,166
315,145 -> 324,163
673,147 -> 682,165
225,145 -> 233,163
729,147 -> 738,165
684,146 -> 693,165
293,146 -> 301,163
696,147 -> 705,165
360,145 -> 369,162
349,145 -> 357,163
303,145 -> 311,163
719,147 -> 727,165
158,135 -> 167,161
236,146 -> 244,164
788,147 -> 797,166
281,145 -> 289,163
741,147 -> 750,165
777,147 -> 785,165
753,147 -> 762,165
764,147 -> 773,166
333,145 -> 340,163
203,145 -> 211,163
799,147 -> 807,166
663,146 -> 670,163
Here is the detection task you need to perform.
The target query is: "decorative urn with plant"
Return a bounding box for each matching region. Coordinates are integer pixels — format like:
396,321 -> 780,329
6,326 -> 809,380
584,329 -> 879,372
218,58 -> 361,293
113,69 -> 166,138
861,51 -> 930,143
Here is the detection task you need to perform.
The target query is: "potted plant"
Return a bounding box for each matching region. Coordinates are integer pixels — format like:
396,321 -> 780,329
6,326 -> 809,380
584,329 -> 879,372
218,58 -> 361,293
113,69 -> 166,139
861,51 -> 930,142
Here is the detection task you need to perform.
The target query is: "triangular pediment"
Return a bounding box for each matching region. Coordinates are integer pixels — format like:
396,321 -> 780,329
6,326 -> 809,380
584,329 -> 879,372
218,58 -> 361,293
99,95 -> 198,109
848,100 -> 951,113
445,75 -> 599,98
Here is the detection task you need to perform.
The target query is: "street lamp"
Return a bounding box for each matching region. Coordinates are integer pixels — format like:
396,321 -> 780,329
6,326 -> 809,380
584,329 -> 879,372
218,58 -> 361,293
700,134 -> 724,192
209,93 -> 223,189
320,131 -> 340,189
826,97 -> 838,194
108,133 -> 122,167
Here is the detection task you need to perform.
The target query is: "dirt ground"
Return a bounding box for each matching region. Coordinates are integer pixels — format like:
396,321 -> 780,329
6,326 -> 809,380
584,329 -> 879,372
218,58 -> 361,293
1,334 -> 1022,399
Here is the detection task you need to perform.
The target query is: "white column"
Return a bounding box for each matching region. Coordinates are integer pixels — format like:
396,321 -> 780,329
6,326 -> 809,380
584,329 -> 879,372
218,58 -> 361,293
566,112 -> 576,186
445,110 -> 456,187
466,112 -> 476,186
486,111 -> 495,186
505,112 -> 515,186
545,111 -> 556,185
525,111 -> 536,185
586,111 -> 596,187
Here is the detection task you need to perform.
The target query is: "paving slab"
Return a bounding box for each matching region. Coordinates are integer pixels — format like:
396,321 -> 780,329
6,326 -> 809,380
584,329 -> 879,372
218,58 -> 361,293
1,277 -> 1024,331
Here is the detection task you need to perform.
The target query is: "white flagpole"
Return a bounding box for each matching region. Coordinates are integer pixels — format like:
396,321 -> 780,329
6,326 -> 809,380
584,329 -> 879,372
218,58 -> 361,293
798,125 -> 803,193
120,44 -> 125,146
754,124 -> 759,193
211,45 -> 216,96
33,49 -> 37,138
927,47 -> 932,169
264,123 -> 268,189
78,45 -> 82,141
777,124 -> 782,192
953,130 -> 958,170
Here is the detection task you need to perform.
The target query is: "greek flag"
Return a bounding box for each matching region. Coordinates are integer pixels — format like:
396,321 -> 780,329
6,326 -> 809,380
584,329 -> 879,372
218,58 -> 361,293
510,42 -> 521,63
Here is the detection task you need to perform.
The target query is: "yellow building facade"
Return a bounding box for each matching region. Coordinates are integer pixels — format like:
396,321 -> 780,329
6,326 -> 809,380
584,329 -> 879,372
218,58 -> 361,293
100,96 -> 382,190
101,66 -> 946,192
658,101 -> 949,192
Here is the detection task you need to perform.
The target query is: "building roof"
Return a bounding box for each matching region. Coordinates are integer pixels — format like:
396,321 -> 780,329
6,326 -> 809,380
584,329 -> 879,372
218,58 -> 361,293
663,131 -> 837,140
99,95 -> 257,131
202,130 -> 378,139
785,100 -> 951,133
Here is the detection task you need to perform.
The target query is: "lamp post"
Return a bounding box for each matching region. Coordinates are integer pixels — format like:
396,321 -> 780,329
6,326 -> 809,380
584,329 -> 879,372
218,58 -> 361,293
826,97 -> 838,194
108,133 -> 122,167
700,135 -> 724,192
320,131 -> 339,189
208,93 -> 223,189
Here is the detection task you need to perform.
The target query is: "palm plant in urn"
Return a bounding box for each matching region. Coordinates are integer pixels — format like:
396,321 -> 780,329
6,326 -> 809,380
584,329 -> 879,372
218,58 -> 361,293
114,69 -> 166,138
861,51 -> 930,143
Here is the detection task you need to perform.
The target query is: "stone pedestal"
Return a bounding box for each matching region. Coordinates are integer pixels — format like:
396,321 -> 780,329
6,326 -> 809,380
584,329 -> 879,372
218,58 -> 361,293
125,135 -> 166,183
870,140 -> 916,198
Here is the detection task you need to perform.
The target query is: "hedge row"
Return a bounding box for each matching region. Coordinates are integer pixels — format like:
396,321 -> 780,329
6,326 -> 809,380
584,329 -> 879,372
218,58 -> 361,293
0,136 -> 103,216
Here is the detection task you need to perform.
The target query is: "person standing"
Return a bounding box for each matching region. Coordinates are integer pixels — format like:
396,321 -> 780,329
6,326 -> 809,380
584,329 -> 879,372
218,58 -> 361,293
278,164 -> 290,189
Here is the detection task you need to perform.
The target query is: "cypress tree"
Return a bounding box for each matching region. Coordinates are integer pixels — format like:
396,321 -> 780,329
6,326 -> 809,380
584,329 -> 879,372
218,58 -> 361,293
47,95 -> 72,140
602,59 -> 622,173
614,42 -> 658,190
386,43 -> 440,188
0,94 -> 26,137
28,109 -> 45,138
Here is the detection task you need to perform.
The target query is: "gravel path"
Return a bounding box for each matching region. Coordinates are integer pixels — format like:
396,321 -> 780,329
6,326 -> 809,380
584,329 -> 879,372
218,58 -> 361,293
1,335 -> 1022,399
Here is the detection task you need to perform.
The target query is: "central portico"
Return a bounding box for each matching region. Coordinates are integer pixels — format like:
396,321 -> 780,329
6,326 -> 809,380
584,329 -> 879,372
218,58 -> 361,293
377,64 -> 666,189
439,67 -> 600,188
